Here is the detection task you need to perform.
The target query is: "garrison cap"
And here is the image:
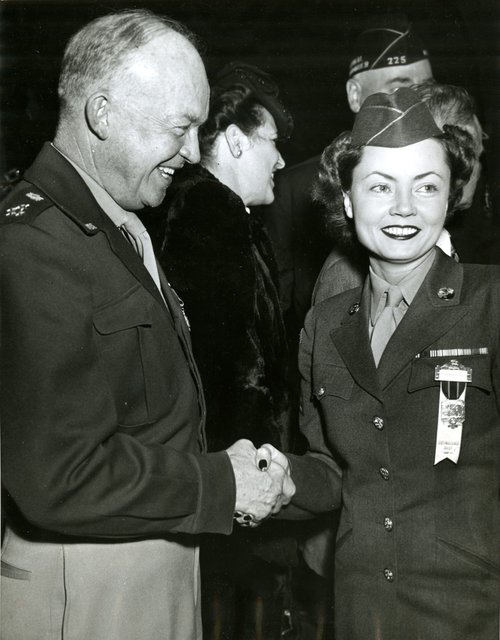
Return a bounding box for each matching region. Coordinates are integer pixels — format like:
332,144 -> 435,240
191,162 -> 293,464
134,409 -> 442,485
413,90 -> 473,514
211,61 -> 293,140
351,87 -> 442,147
348,19 -> 429,79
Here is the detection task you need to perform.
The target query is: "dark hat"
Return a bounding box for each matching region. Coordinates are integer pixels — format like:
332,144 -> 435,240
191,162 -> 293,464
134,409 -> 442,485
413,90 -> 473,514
211,61 -> 293,140
348,20 -> 429,79
351,87 -> 442,147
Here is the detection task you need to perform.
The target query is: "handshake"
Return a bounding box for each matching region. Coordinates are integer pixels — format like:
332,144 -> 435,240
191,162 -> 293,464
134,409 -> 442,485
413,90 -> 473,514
226,439 -> 295,528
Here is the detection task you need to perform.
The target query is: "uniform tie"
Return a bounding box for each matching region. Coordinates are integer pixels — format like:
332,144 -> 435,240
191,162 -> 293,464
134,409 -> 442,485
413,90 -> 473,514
121,212 -> 165,300
371,284 -> 404,366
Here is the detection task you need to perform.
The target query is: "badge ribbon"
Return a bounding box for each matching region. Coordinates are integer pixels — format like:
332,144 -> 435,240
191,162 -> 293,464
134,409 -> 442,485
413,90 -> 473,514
434,359 -> 471,465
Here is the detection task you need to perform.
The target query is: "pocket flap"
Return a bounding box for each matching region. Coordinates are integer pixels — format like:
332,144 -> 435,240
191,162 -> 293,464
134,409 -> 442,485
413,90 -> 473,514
409,355 -> 492,393
312,363 -> 354,400
93,285 -> 152,334
1,560 -> 31,581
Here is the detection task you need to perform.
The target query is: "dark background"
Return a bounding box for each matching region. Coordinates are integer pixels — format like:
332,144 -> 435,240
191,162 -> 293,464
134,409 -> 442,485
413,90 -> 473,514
1,0 -> 499,216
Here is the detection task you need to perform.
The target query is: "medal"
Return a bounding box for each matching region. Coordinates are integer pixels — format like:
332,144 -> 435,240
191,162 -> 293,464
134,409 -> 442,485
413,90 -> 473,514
433,359 -> 471,464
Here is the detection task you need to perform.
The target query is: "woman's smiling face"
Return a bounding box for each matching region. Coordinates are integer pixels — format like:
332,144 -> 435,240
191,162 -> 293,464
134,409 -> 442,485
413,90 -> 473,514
344,138 -> 450,268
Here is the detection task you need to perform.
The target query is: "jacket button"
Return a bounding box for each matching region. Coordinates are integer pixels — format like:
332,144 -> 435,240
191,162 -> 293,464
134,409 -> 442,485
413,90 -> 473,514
317,386 -> 325,398
379,467 -> 390,481
373,416 -> 384,430
384,568 -> 394,582
384,517 -> 393,531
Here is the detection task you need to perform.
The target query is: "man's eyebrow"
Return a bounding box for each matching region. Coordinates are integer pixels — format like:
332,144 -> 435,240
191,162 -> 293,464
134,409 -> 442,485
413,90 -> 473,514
386,77 -> 412,85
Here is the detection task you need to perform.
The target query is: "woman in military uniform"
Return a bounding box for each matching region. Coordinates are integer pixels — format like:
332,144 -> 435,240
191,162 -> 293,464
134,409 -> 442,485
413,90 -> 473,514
283,87 -> 499,640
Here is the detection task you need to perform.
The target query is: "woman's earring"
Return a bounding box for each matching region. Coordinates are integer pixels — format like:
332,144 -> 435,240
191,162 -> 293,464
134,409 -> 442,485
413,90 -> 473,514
343,191 -> 353,219
235,148 -> 242,158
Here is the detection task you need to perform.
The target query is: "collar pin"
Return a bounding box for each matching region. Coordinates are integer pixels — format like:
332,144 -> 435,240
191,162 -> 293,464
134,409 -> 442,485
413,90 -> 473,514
437,286 -> 455,300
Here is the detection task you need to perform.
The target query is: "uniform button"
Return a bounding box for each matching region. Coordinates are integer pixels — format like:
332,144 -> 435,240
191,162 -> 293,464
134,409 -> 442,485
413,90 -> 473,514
379,467 -> 390,481
384,568 -> 394,582
373,416 -> 384,430
384,517 -> 393,531
317,386 -> 325,398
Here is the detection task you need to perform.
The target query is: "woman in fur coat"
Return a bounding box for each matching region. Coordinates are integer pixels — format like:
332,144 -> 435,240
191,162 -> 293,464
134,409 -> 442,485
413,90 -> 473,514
160,62 -> 296,639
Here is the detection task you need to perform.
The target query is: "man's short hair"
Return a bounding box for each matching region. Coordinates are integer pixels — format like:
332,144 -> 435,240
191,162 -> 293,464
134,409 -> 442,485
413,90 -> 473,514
58,9 -> 200,115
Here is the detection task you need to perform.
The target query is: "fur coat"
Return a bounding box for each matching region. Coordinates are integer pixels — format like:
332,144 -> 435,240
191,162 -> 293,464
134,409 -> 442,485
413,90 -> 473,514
160,165 -> 290,453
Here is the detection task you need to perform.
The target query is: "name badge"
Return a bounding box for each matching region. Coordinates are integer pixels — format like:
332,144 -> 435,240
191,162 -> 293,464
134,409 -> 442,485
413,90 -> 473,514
433,360 -> 472,465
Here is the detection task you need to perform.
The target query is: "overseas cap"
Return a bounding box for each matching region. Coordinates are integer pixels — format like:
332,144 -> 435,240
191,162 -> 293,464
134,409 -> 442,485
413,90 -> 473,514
212,61 -> 293,140
348,21 -> 429,79
351,87 -> 442,147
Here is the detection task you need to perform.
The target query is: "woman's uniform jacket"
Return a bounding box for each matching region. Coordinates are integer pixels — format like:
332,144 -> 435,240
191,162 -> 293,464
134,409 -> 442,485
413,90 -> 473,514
287,249 -> 500,640
0,144 -> 236,640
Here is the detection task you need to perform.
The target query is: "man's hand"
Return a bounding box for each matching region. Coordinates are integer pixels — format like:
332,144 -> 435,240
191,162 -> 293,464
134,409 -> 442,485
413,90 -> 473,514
226,439 -> 295,526
255,443 -> 295,513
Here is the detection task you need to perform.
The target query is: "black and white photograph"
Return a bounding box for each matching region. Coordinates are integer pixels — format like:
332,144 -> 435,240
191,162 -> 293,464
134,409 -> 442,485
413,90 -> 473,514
1,1 -> 499,638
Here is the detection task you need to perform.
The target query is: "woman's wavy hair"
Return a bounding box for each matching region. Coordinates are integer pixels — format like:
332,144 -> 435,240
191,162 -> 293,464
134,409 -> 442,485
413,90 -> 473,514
198,84 -> 266,160
312,125 -> 476,249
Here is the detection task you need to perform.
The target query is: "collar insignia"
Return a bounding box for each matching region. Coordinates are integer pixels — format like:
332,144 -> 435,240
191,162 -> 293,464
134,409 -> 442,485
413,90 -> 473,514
26,192 -> 44,202
5,203 -> 30,217
437,287 -> 455,300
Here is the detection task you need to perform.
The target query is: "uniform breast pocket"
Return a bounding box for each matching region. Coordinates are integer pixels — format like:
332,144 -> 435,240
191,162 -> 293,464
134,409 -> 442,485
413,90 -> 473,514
93,284 -> 154,426
312,363 -> 355,402
408,354 -> 492,396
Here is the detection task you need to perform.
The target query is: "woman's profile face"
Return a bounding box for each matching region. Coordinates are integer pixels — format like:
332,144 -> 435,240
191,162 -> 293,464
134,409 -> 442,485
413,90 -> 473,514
238,108 -> 285,206
344,138 -> 450,266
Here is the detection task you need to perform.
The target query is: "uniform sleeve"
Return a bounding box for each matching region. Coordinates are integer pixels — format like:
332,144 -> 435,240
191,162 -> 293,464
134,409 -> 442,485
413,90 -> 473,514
284,308 -> 342,516
0,214 -> 236,538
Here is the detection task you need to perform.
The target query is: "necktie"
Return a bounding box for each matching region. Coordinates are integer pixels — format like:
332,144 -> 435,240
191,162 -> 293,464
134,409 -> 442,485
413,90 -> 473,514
370,284 -> 404,366
120,212 -> 165,301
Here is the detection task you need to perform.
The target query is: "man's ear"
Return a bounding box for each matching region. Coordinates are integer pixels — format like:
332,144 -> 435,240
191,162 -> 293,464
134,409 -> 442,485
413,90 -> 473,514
346,79 -> 363,113
224,124 -> 246,158
85,93 -> 110,140
343,191 -> 354,219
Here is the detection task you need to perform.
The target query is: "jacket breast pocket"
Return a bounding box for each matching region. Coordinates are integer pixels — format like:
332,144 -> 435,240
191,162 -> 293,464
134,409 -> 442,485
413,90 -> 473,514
93,284 -> 154,426
408,355 -> 492,395
312,363 -> 354,401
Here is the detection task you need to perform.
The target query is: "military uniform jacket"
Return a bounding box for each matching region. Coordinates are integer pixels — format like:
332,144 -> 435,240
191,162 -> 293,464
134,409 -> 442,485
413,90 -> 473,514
288,249 -> 500,640
0,143 -> 236,540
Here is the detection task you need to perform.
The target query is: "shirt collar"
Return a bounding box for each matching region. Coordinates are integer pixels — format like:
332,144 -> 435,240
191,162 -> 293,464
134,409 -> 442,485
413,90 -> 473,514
435,228 -> 454,257
51,143 -> 130,227
369,247 -> 436,325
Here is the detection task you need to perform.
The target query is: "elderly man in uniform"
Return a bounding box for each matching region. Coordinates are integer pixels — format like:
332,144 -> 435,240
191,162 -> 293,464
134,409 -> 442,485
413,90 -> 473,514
0,10 -> 294,640
262,17 -> 433,331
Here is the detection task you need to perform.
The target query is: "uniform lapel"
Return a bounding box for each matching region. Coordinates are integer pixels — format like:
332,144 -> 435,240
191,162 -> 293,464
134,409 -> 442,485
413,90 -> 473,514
330,279 -> 382,401
377,250 -> 470,390
157,263 -> 208,451
25,144 -> 167,311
